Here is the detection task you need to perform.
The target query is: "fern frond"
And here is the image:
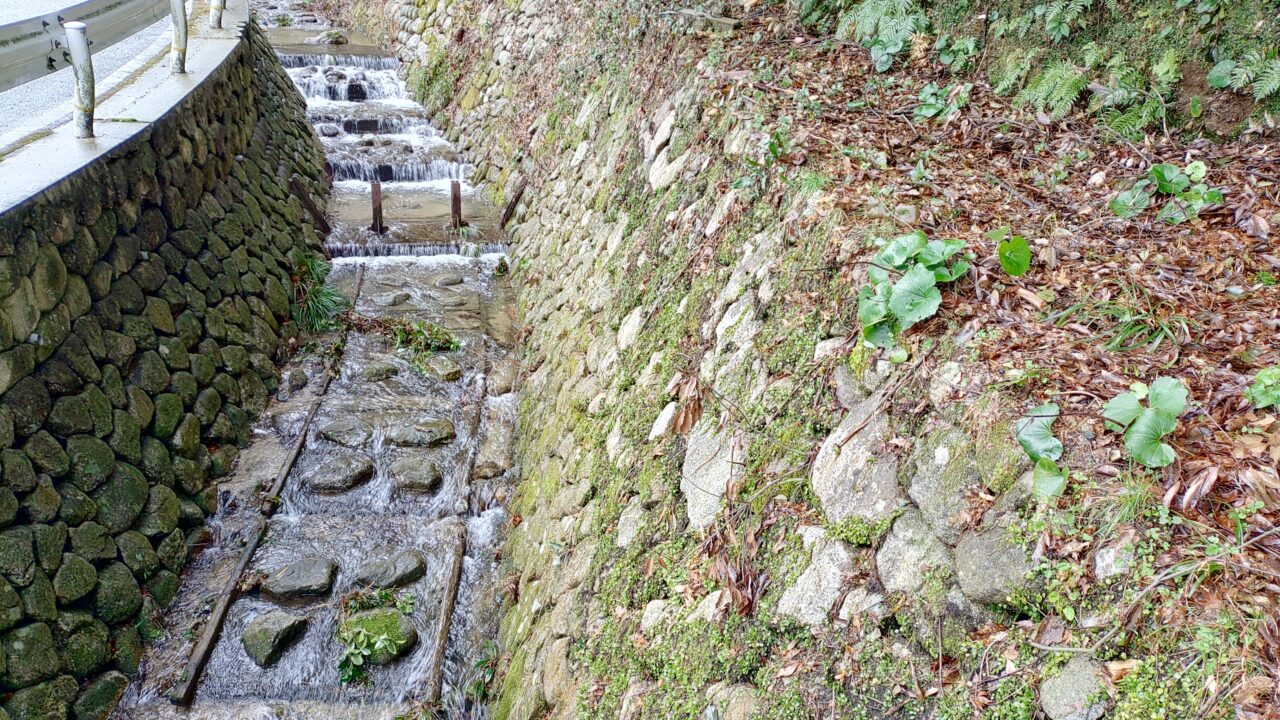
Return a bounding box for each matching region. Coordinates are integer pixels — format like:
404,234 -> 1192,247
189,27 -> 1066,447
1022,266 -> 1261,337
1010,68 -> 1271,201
1017,60 -> 1086,118
1252,58 -> 1280,99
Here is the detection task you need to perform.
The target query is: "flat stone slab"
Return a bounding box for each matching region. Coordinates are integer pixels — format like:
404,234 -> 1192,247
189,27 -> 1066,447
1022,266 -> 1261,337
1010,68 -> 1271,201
354,550 -> 426,589
680,424 -> 744,530
810,395 -> 903,525
1040,656 -> 1108,720
875,509 -> 953,596
242,610 -> 308,667
318,418 -> 373,448
421,354 -> 462,381
390,458 -> 442,494
384,419 -> 455,447
261,556 -> 337,601
777,531 -> 856,629
306,451 -> 374,494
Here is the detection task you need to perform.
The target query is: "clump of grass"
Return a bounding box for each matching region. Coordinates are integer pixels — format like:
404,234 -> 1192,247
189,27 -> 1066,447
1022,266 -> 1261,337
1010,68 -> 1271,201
272,13 -> 293,26
1051,282 -> 1193,358
290,250 -> 349,334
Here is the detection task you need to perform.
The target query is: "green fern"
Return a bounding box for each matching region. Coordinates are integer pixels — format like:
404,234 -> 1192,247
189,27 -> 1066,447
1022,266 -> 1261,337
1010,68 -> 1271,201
1017,60 -> 1087,118
837,0 -> 925,70
1253,57 -> 1280,100
991,48 -> 1039,95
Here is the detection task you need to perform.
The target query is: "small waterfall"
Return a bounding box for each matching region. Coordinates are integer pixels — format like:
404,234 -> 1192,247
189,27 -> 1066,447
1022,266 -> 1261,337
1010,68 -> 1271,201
326,242 -> 509,258
279,53 -> 399,70
289,67 -> 405,101
329,158 -> 464,182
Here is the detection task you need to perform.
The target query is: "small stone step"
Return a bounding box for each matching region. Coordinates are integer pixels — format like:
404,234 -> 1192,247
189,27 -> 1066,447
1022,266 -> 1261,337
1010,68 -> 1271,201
260,556 -> 337,601
242,610 -> 308,667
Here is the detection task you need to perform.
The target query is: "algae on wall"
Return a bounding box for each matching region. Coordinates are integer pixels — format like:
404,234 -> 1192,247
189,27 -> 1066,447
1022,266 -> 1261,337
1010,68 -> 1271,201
0,22 -> 326,720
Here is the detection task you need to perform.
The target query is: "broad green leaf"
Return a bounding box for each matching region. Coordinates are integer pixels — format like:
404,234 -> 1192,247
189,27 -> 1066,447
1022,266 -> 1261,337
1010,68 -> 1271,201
1103,391 -> 1143,431
1148,163 -> 1190,195
1185,161 -> 1208,182
1110,182 -> 1152,219
876,231 -> 928,268
1147,377 -> 1187,417
1129,381 -> 1149,400
887,265 -> 942,328
1015,403 -> 1063,462
919,239 -> 965,267
886,345 -> 909,363
1245,367 -> 1280,409
861,321 -> 896,349
983,225 -> 1011,243
1123,408 -> 1178,467
933,259 -> 970,283
857,285 -> 888,326
1032,458 -> 1068,501
1207,60 -> 1235,89
998,235 -> 1032,277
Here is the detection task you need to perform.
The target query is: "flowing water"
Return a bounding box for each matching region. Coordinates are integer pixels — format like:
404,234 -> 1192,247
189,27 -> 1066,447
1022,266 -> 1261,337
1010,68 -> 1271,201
113,19 -> 517,720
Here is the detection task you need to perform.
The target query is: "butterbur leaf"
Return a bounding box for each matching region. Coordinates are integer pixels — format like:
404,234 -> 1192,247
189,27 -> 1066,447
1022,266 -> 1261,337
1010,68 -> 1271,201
876,231 -> 928,268
857,285 -> 888,327
1111,182 -> 1152,219
998,234 -> 1032,276
1032,458 -> 1068,501
919,239 -> 965,267
1015,403 -> 1063,462
1146,377 -> 1187,417
887,265 -> 942,328
1103,391 -> 1143,431
1124,409 -> 1178,468
983,225 -> 1011,243
1148,164 -> 1190,195
1207,60 -> 1235,89
862,321 -> 895,349
1244,367 -> 1280,409
933,259 -> 970,283
1185,161 -> 1208,182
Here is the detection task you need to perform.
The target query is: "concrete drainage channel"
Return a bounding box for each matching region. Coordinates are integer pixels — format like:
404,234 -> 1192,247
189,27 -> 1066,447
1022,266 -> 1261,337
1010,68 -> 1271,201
112,16 -> 518,720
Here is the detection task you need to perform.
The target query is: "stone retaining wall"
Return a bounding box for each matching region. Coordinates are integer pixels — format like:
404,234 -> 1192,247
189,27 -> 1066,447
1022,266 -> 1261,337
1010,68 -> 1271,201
0,21 -> 326,720
340,1 -> 1044,718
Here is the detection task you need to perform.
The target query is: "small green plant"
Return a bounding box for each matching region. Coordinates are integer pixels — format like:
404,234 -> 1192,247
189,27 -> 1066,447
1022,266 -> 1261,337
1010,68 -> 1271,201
857,230 -> 971,361
934,33 -> 977,71
913,82 -> 970,122
1015,403 -> 1069,500
385,318 -> 460,374
836,0 -> 926,72
1110,162 -> 1224,225
1016,59 -> 1087,119
1208,48 -> 1280,100
1103,377 -> 1188,468
337,627 -> 401,684
1245,367 -> 1280,409
466,640 -> 500,702
987,225 -> 1031,277
273,13 -> 293,26
291,250 -> 349,334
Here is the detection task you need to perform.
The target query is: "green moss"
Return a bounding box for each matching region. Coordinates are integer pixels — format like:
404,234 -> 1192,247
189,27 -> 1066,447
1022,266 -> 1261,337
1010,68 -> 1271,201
825,511 -> 899,546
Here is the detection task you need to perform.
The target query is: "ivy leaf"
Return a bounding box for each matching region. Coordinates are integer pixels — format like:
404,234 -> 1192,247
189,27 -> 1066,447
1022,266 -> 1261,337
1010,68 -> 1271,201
887,265 -> 942,329
1103,391 -> 1143,432
1015,403 -> 1063,462
861,321 -> 896,349
1148,163 -> 1190,195
1147,376 -> 1187,417
1123,409 -> 1178,468
1207,60 -> 1236,89
997,234 -> 1032,276
1032,458 -> 1068,501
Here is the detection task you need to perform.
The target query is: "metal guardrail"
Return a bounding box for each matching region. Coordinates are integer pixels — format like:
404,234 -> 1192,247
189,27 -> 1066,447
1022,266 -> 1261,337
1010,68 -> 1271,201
0,0 -> 170,93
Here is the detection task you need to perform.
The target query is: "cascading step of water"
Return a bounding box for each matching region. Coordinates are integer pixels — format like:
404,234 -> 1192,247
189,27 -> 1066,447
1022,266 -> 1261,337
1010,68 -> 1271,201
111,16 -> 517,720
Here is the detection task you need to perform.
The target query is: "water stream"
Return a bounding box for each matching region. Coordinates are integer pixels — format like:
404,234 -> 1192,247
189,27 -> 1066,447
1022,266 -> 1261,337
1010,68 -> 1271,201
112,16 -> 517,720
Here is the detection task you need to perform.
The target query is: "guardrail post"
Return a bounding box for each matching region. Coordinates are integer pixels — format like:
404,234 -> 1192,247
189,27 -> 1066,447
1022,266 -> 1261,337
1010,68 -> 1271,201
170,0 -> 187,73
210,0 -> 225,29
64,21 -> 94,139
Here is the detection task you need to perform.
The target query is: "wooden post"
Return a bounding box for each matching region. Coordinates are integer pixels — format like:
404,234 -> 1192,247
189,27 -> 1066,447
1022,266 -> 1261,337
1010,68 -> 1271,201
425,520 -> 467,704
370,180 -> 386,234
450,180 -> 465,229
